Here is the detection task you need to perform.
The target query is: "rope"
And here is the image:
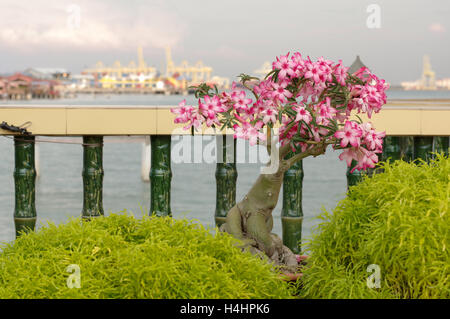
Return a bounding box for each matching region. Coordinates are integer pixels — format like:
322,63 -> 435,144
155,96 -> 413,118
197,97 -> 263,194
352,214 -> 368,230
2,135 -> 148,146
1,135 -> 103,146
0,120 -> 147,146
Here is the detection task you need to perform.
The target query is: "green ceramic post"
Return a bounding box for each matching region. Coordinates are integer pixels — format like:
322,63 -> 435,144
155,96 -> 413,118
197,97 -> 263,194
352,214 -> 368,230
14,136 -> 37,237
346,160 -> 362,189
215,135 -> 237,227
414,136 -> 433,161
382,136 -> 401,162
433,136 -> 449,156
399,136 -> 414,161
281,154 -> 304,254
150,135 -> 172,216
81,136 -> 104,219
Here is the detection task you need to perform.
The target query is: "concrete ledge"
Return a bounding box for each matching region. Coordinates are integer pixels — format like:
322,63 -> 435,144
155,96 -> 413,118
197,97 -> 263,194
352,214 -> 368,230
1,100 -> 449,136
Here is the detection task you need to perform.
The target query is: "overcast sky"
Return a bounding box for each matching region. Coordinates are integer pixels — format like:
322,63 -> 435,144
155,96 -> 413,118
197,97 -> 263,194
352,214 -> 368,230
0,0 -> 448,84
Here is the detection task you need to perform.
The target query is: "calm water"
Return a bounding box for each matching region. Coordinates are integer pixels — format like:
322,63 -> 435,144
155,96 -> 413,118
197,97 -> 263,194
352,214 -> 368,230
0,90 -> 448,244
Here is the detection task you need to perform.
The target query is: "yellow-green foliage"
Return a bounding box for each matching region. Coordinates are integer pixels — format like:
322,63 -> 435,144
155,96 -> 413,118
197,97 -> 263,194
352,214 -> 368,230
0,214 -> 293,299
301,154 -> 449,299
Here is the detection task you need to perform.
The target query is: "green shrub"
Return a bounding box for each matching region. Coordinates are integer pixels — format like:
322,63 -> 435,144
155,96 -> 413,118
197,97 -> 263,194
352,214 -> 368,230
0,214 -> 293,299
300,154 -> 450,299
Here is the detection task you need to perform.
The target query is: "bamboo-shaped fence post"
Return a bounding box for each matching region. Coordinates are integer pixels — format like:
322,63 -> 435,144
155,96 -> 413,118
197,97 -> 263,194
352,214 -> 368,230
382,136 -> 401,162
433,136 -> 449,156
414,136 -> 433,161
281,155 -> 304,254
14,136 -> 37,237
150,135 -> 172,216
215,135 -> 237,227
81,136 -> 104,219
399,136 -> 414,161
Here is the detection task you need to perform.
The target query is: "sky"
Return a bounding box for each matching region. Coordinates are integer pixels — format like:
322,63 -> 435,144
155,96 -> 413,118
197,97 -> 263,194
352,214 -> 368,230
0,0 -> 448,84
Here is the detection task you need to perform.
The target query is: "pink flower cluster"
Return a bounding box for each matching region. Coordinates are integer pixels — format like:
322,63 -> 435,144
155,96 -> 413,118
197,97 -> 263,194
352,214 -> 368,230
171,84 -> 266,145
348,67 -> 389,118
268,53 -> 349,102
171,51 -> 389,170
335,121 -> 386,172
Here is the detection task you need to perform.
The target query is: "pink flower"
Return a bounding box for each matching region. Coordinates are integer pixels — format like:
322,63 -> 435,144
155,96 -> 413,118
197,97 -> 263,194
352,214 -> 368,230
316,97 -> 336,125
253,79 -> 274,100
293,105 -> 312,124
352,148 -> 379,171
199,95 -> 224,119
273,53 -> 296,79
171,100 -> 193,124
339,146 -> 380,172
361,122 -> 385,152
339,148 -> 357,167
233,121 -> 266,146
233,122 -> 249,140
232,90 -> 253,112
271,82 -> 293,104
334,121 -> 362,148
304,61 -> 322,84
310,126 -> 322,142
240,106 -> 256,121
184,108 -> 204,130
291,52 -> 306,77
261,107 -> 277,124
333,60 -> 349,86
247,121 -> 266,146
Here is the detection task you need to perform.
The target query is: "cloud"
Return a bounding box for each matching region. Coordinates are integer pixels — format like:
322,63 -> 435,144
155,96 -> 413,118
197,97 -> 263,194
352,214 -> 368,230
193,45 -> 246,61
0,0 -> 187,51
214,45 -> 245,59
428,23 -> 446,33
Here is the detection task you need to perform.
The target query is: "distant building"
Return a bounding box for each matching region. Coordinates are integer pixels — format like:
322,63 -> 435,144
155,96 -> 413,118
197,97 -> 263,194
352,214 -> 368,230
400,55 -> 443,91
0,73 -> 61,99
348,55 -> 367,74
0,73 -> 33,99
69,74 -> 95,89
23,68 -> 70,80
0,79 -> 8,98
436,78 -> 450,90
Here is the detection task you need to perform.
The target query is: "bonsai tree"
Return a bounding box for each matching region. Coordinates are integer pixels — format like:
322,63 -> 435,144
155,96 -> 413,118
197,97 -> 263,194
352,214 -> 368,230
171,52 -> 388,271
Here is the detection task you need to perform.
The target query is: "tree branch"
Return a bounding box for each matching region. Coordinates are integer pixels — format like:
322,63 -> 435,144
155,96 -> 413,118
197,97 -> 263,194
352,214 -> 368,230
284,138 -> 336,168
279,143 -> 293,160
266,128 -> 272,157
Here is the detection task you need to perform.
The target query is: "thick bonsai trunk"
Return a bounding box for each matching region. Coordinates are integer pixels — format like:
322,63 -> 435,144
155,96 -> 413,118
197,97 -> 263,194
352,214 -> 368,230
220,141 -> 328,272
222,170 -> 299,268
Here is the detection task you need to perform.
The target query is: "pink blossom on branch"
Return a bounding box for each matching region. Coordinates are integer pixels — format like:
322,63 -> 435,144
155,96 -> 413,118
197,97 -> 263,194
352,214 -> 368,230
293,105 -> 312,124
233,121 -> 266,146
272,53 -> 296,79
334,121 -> 362,148
271,81 -> 293,104
171,51 -> 389,171
171,99 -> 203,130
